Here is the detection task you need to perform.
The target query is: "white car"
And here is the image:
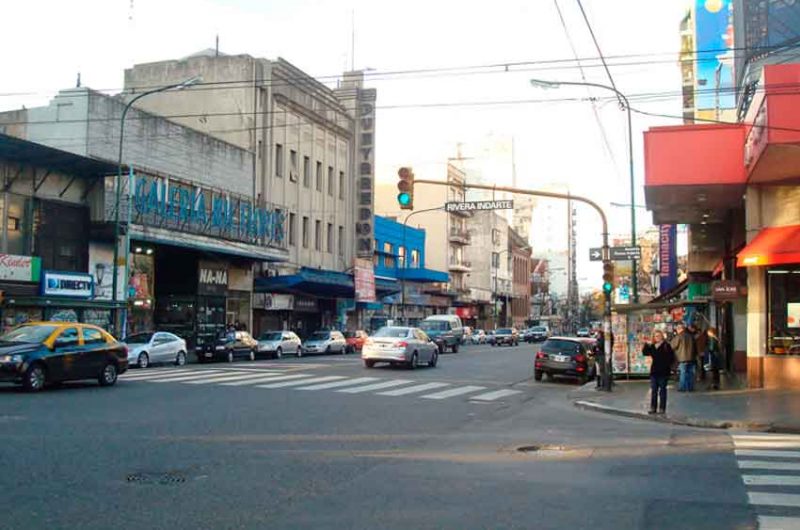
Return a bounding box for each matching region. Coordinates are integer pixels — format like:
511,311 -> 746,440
471,329 -> 487,344
257,331 -> 302,359
300,330 -> 347,356
362,326 -> 439,369
124,332 -> 187,368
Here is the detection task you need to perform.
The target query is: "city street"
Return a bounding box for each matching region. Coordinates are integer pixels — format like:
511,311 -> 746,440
0,343 -> 777,530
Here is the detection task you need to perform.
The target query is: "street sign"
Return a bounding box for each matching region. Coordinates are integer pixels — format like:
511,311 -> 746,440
589,248 -> 603,261
609,246 -> 641,261
444,200 -> 514,213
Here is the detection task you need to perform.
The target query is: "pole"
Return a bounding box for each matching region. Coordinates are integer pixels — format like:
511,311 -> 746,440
401,206 -> 443,325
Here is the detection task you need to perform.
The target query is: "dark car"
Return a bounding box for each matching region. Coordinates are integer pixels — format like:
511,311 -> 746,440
524,326 -> 549,343
0,322 -> 128,392
198,330 -> 259,363
534,337 -> 596,384
491,328 -> 519,347
419,320 -> 460,353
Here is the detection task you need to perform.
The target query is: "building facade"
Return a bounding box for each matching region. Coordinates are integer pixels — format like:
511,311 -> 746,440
509,227 -> 532,329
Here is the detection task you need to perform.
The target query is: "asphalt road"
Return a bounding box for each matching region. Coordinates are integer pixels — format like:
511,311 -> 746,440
0,341 -> 781,529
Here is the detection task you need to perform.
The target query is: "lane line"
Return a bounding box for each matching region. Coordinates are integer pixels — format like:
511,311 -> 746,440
257,376 -> 345,389
738,460 -> 800,471
469,389 -> 522,401
183,372 -> 285,385
337,380 -> 413,394
420,385 -> 486,400
743,475 -> 800,487
376,382 -> 450,396
297,377 -> 380,390
748,492 -> 800,508
736,449 -> 800,459
734,435 -> 800,442
758,516 -> 800,530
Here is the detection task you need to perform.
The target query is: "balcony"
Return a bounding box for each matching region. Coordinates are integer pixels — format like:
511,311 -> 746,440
448,259 -> 472,273
448,227 -> 471,245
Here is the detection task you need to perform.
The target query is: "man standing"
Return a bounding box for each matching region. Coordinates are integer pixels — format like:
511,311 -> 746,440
642,330 -> 676,414
671,322 -> 697,391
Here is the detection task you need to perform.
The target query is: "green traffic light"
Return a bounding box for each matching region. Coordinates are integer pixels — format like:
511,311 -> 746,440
397,192 -> 411,206
603,282 -> 613,293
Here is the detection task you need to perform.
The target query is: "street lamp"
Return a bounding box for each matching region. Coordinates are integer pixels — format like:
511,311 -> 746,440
111,76 -> 202,336
530,78 -> 639,304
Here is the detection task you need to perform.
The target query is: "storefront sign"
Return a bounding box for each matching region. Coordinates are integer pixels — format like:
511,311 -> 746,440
659,225 -> 678,293
354,258 -> 376,302
198,261 -> 228,296
130,174 -> 285,248
745,100 -> 768,168
294,296 -> 319,313
712,280 -> 746,301
355,88 -> 377,259
0,254 -> 41,282
257,293 -> 293,311
41,271 -> 94,298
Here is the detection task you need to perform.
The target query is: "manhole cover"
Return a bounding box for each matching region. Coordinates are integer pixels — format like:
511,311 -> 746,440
126,472 -> 187,485
517,445 -> 541,453
516,444 -> 567,454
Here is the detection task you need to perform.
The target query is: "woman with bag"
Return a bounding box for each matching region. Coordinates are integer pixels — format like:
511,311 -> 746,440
705,328 -> 721,390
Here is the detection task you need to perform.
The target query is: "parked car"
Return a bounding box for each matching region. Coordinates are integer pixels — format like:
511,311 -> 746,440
198,330 -> 259,363
124,331 -> 187,368
486,330 -> 496,345
301,330 -> 347,356
576,327 -> 591,338
257,331 -> 301,359
344,330 -> 369,354
471,329 -> 487,344
419,319 -> 460,353
492,328 -> 519,347
524,326 -> 550,343
361,326 -> 438,369
534,337 -> 596,384
0,322 -> 128,392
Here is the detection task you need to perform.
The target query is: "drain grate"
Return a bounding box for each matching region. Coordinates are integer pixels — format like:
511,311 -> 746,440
126,472 -> 187,485
516,444 -> 567,454
516,445 -> 541,453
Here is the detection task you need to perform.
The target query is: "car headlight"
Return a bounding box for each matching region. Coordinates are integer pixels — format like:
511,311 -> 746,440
0,354 -> 24,363
215,346 -> 226,350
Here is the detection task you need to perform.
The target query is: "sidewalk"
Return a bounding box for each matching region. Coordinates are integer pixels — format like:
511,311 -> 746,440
571,378 -> 800,433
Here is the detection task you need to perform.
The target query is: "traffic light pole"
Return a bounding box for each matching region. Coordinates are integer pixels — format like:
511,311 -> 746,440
413,179 -> 614,391
401,206 -> 444,325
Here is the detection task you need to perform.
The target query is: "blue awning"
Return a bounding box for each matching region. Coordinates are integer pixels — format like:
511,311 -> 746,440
394,268 -> 449,283
254,267 -> 401,299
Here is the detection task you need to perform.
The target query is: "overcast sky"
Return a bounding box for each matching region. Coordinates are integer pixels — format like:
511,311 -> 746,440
1,0 -> 692,287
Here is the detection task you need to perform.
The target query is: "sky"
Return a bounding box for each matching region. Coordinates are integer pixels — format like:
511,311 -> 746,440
0,0 -> 692,290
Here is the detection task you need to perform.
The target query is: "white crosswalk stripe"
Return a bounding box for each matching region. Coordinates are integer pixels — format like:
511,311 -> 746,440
183,372 -> 285,385
468,389 -> 522,401
376,382 -> 449,396
336,379 -> 413,394
126,370 -> 226,382
421,385 -> 486,400
297,377 -> 379,390
122,369 -> 200,380
257,376 -> 345,389
733,433 -> 800,529
220,373 -> 295,386
148,372 -> 243,383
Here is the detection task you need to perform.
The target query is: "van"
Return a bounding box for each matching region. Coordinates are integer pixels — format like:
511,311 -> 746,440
420,315 -> 464,353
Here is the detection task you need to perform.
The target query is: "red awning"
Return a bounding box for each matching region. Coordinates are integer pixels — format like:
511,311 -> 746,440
737,225 -> 800,267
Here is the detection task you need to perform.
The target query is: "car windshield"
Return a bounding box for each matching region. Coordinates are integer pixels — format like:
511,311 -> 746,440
1,325 -> 58,344
124,332 -> 154,344
259,332 -> 282,341
309,332 -> 330,340
373,327 -> 410,338
496,328 -> 512,335
420,321 -> 447,331
543,339 -> 582,354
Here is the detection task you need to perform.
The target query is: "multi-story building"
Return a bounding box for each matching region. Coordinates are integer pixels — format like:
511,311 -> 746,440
462,210 -> 511,330
509,227 -> 532,329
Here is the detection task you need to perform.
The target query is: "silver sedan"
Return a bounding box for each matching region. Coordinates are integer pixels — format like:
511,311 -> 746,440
361,326 -> 439,369
124,332 -> 187,368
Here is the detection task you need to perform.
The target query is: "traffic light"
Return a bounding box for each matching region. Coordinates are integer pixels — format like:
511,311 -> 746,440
397,167 -> 414,210
602,261 -> 614,295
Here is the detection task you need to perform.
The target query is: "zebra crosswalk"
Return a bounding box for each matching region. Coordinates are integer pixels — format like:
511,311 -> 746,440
120,367 -> 523,403
732,433 -> 800,529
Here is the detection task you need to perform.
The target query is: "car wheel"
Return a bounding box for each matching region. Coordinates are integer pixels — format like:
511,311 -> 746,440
408,352 -> 418,370
364,360 -> 375,368
175,351 -> 187,366
428,351 -> 438,368
137,352 -> 149,369
534,370 -> 543,381
23,363 -> 47,392
452,343 -> 459,354
249,350 -> 256,362
275,347 -> 283,360
227,351 -> 234,363
98,363 -> 118,387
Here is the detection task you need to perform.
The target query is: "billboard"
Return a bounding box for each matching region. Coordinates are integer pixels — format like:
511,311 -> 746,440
659,225 -> 678,294
695,0 -> 735,110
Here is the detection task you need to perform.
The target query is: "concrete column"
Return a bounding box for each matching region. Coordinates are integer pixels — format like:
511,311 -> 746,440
746,266 -> 766,388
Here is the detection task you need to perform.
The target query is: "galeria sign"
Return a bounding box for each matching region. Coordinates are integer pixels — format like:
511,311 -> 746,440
445,200 -> 514,212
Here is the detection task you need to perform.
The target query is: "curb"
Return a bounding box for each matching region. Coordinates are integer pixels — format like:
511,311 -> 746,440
572,399 -> 800,432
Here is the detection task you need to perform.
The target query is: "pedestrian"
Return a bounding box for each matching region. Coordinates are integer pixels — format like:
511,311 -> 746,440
594,330 -> 605,389
642,329 -> 676,414
705,328 -> 722,390
692,324 -> 708,382
670,322 -> 697,392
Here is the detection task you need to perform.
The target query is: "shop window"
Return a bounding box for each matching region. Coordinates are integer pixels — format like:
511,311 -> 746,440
768,268 -> 800,355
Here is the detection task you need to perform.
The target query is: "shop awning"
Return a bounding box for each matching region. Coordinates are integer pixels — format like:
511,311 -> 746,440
254,267 -> 401,299
737,225 -> 800,267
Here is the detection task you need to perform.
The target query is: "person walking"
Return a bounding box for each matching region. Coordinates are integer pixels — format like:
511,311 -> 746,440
670,322 -> 697,392
692,324 -> 708,382
642,330 -> 676,414
705,328 -> 722,390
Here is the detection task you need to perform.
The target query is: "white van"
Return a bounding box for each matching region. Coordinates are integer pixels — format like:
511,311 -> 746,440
420,315 -> 464,353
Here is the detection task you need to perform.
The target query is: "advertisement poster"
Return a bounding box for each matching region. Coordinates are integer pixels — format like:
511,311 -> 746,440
88,243 -> 126,301
695,0 -> 734,110
788,303 -> 800,329
659,224 -> 678,294
354,258 -> 376,302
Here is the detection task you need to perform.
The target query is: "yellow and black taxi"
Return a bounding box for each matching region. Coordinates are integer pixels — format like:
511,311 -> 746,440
0,322 -> 128,392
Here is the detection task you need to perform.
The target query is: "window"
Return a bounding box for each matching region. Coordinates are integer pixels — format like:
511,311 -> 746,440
315,220 -> 321,251
55,327 -> 79,348
491,252 -> 500,268
316,161 -> 322,191
411,249 -> 420,268
327,223 -> 333,253
338,171 -> 345,200
492,229 -> 501,245
303,156 -> 310,187
289,150 -> 298,182
289,213 -> 297,246
398,246 -> 406,268
338,226 -> 344,256
275,144 -> 284,178
768,267 -> 800,356
82,327 -> 105,345
302,217 -> 309,248
384,242 -> 394,268
328,166 -> 334,196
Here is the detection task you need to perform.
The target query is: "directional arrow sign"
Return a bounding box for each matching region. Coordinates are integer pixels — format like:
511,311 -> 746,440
609,246 -> 642,261
589,248 -> 603,262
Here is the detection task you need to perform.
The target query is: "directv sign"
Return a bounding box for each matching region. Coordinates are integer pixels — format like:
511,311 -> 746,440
42,271 -> 94,299
445,200 -> 514,212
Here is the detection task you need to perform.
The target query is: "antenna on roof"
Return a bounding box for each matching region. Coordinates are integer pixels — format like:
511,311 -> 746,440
215,34 -> 219,57
76,72 -> 81,88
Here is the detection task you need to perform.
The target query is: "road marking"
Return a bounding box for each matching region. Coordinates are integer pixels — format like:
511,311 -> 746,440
420,385 -> 486,400
758,516 -> 800,530
219,373 -> 296,386
183,372 -> 285,385
147,371 -> 241,383
469,389 -> 522,401
736,449 -> 800,459
734,435 -> 800,442
337,379 -> 413,394
733,440 -> 800,449
376,382 -> 449,396
130,371 -> 226,382
257,376 -> 345,389
743,475 -> 800,486
748,492 -> 800,508
122,369 -> 200,380
738,460 -> 800,471
297,377 -> 380,390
